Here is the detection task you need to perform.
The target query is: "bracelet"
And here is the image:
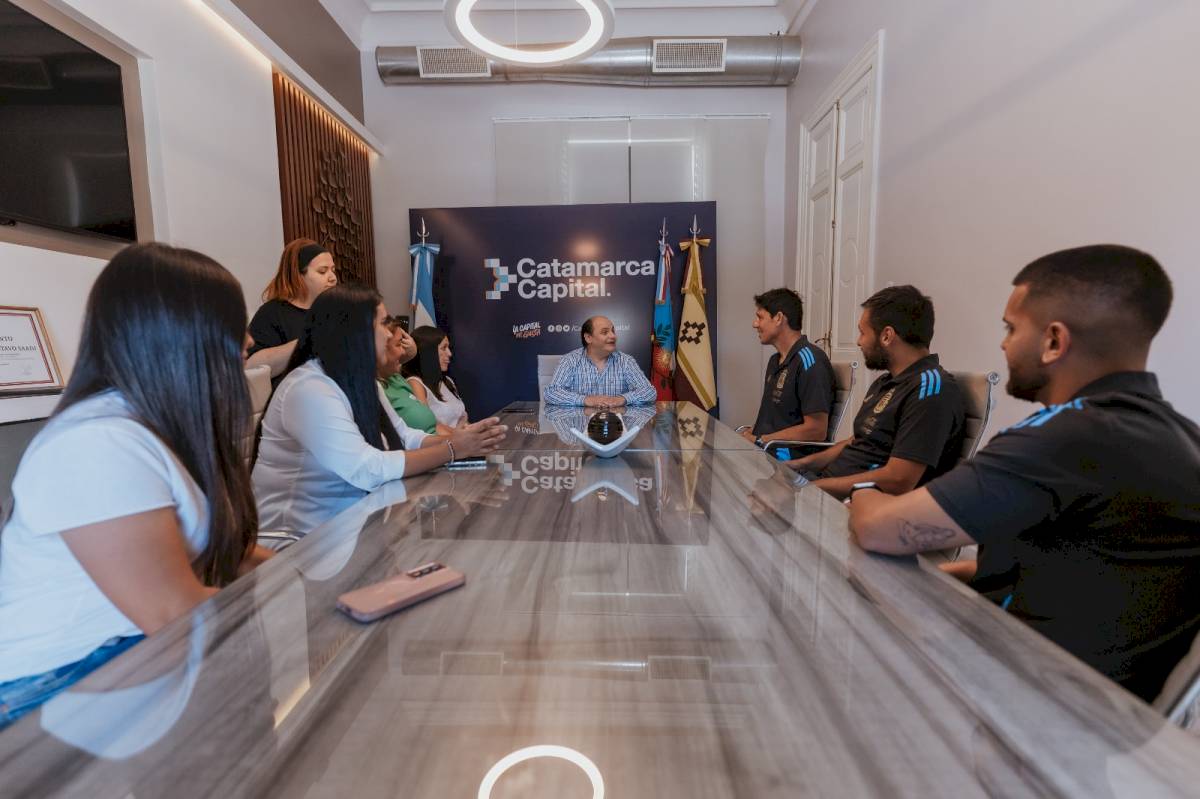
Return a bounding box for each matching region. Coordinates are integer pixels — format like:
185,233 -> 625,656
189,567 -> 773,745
445,438 -> 456,462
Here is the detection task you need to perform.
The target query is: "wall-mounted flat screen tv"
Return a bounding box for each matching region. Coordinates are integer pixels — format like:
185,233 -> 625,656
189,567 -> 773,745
0,1 -> 137,241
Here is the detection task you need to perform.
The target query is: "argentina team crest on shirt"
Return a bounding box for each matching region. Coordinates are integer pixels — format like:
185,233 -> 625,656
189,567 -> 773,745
873,388 -> 896,414
775,371 -> 788,391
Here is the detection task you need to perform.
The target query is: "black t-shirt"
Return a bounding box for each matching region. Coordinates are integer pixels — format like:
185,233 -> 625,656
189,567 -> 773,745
752,336 -> 836,438
247,299 -> 308,357
926,372 -> 1200,701
822,354 -> 965,484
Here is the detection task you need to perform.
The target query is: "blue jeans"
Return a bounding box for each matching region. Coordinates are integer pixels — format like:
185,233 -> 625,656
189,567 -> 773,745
0,635 -> 145,730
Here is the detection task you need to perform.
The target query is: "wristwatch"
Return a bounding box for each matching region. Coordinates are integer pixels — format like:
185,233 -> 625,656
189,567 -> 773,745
848,481 -> 879,497
754,436 -> 765,448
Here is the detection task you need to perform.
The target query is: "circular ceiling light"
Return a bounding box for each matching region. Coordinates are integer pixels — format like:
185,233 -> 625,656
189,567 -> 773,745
444,0 -> 615,67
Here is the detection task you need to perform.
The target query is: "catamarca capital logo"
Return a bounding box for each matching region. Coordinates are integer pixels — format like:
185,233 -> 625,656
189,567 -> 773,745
485,258 -> 516,300
485,255 -> 657,302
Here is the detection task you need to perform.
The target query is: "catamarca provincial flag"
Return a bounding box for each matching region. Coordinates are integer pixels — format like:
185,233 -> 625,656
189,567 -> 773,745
409,241 -> 440,328
675,234 -> 716,411
650,239 -> 676,400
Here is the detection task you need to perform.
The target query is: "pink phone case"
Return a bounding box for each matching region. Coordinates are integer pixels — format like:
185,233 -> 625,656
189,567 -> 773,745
336,563 -> 465,622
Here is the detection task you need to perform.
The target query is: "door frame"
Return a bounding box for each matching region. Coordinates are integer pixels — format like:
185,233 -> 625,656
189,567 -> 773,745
793,30 -> 885,346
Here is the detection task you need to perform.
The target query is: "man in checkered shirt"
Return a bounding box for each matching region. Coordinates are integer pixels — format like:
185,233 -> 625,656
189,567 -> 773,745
543,316 -> 656,407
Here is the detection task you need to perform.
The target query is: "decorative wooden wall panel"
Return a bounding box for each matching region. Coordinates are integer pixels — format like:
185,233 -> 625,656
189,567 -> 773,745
272,71 -> 376,287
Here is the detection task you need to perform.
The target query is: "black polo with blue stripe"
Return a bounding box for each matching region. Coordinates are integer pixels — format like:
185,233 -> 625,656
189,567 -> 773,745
821,353 -> 965,483
926,371 -> 1200,701
752,335 -> 836,438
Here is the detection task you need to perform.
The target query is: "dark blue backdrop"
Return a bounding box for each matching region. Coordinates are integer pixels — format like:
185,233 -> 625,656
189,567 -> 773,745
409,202 -> 717,419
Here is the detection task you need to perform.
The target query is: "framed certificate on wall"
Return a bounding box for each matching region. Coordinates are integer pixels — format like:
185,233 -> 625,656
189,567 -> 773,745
0,306 -> 64,395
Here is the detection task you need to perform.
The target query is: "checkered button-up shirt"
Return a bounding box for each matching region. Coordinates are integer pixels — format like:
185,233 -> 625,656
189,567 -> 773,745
543,347 -> 657,406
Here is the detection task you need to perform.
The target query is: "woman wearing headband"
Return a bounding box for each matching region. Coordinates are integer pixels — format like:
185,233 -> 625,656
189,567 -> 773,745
246,239 -> 338,378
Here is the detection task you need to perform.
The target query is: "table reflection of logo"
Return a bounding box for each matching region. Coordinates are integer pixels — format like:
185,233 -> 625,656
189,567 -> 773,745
491,451 -> 651,496
678,416 -> 703,439
512,420 -> 540,435
571,456 -> 640,505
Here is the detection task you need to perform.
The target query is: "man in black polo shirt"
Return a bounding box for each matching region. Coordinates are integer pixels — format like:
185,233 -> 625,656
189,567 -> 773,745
742,288 -> 836,446
787,285 -> 966,500
848,245 -> 1200,702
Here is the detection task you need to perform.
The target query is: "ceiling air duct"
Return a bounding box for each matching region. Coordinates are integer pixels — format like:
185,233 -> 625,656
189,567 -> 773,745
377,35 -> 802,87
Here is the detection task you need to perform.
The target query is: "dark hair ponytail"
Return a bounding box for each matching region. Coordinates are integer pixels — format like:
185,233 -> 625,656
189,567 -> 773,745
58,242 -> 257,586
284,284 -> 402,450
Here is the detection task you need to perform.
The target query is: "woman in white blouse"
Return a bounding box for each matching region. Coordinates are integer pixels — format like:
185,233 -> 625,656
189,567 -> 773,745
0,243 -> 269,729
252,285 -> 505,534
403,326 -> 468,430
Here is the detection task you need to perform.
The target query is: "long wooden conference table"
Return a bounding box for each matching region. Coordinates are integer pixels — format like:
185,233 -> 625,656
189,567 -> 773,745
2,401 -> 1198,797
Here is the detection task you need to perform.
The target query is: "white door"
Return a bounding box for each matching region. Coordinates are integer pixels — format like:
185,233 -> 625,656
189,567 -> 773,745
829,67 -> 875,363
796,32 -> 882,366
802,106 -> 838,353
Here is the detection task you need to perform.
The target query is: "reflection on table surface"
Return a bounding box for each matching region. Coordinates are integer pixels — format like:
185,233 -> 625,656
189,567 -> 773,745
2,404 -> 1199,798
497,400 -> 761,452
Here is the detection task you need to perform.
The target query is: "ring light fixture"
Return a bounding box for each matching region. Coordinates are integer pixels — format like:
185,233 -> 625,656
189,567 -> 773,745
444,0 -> 615,67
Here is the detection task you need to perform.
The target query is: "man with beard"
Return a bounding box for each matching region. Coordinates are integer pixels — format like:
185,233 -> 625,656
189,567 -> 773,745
786,285 -> 966,500
847,244 -> 1200,702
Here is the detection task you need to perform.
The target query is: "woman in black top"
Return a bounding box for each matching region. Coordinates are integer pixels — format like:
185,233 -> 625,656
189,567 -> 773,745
246,238 -> 338,378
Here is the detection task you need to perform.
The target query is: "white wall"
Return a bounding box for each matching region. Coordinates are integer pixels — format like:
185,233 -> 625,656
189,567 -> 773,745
785,0 -> 1200,428
363,61 -> 788,422
2,0 -> 286,420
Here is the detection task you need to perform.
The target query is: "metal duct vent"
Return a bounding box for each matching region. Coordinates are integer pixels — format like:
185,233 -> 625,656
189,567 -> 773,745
652,39 -> 726,73
417,46 -> 491,79
379,35 -> 802,87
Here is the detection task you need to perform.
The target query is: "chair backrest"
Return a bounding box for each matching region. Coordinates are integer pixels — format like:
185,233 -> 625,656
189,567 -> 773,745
950,370 -> 1001,462
537,354 -> 564,401
244,365 -> 272,468
827,360 -> 859,442
1153,628 -> 1200,732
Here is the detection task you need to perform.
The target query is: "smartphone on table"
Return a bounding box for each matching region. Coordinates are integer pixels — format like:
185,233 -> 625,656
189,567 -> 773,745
336,562 -> 465,622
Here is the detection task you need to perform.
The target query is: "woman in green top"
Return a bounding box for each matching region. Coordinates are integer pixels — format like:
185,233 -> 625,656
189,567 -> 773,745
378,319 -> 441,435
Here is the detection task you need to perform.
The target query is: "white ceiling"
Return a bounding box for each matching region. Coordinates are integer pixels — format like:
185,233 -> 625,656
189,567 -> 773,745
319,0 -> 814,49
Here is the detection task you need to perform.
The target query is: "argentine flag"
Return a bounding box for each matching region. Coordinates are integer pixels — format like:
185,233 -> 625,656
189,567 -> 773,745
409,241 -> 440,328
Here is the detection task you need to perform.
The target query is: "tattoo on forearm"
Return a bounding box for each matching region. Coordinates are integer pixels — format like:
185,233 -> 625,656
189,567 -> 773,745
896,519 -> 957,550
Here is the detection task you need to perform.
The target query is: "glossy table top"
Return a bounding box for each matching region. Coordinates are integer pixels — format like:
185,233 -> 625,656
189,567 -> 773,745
3,402 -> 1199,797
495,401 -> 761,451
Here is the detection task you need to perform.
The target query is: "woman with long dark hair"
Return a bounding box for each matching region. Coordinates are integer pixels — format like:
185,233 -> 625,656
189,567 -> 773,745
245,238 -> 338,378
0,243 -> 268,728
402,326 -> 468,430
252,285 -> 505,534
